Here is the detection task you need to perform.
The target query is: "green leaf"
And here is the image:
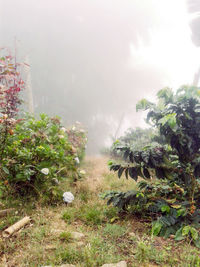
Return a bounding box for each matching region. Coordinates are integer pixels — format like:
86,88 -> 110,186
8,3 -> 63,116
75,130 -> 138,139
190,227 -> 198,241
128,167 -> 138,181
108,160 -> 113,166
175,228 -> 185,241
125,168 -> 129,179
110,216 -> 119,223
2,166 -> 9,175
157,87 -> 173,103
171,205 -> 181,209
194,237 -> 200,248
158,113 -> 177,129
182,225 -> 190,236
143,168 -> 151,179
194,164 -> 200,178
161,205 -> 170,214
155,168 -> 165,179
136,99 -> 153,111
152,220 -> 163,236
176,208 -> 186,217
118,167 -> 125,178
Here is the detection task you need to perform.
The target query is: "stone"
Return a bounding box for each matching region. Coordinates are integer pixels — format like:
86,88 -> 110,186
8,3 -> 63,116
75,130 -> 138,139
60,265 -> 76,267
71,231 -> 85,240
45,244 -> 57,250
42,265 -> 76,267
129,232 -> 135,237
51,229 -> 63,234
101,261 -> 127,267
75,241 -> 84,247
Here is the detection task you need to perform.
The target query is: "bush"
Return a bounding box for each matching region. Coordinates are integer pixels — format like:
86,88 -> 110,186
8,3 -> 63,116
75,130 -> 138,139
0,113 -> 78,201
103,86 -> 200,247
66,122 -> 87,162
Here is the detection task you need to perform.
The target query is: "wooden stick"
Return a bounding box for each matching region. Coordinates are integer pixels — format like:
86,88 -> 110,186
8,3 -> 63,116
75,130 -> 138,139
2,216 -> 30,237
0,208 -> 14,218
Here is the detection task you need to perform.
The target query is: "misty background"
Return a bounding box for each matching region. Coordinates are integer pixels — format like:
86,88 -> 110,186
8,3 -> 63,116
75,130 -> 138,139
1,0 -> 200,153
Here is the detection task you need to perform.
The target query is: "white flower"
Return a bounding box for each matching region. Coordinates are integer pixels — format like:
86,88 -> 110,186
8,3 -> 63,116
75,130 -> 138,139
74,157 -> 80,164
72,126 -> 76,131
60,127 -> 66,132
79,170 -> 86,175
41,168 -> 49,175
63,192 -> 74,203
58,135 -> 65,139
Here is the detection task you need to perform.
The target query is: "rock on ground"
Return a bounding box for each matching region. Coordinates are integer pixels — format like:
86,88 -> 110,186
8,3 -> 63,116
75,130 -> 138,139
60,265 -> 76,267
71,231 -> 85,240
42,265 -> 75,267
101,261 -> 127,267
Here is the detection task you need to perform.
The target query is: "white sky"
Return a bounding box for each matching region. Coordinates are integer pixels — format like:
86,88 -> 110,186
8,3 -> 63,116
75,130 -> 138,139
119,0 -> 200,135
130,0 -> 200,92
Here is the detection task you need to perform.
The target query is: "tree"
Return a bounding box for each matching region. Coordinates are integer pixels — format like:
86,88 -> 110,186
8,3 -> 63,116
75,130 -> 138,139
104,86 -> 200,247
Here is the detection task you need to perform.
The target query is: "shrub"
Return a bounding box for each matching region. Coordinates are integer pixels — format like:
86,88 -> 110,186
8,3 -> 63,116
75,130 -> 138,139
0,113 -> 78,201
0,50 -> 24,161
66,122 -> 87,162
103,86 -> 200,247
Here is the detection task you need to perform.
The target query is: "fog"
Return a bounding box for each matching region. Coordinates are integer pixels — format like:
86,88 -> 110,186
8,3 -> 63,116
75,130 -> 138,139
1,0 -> 200,153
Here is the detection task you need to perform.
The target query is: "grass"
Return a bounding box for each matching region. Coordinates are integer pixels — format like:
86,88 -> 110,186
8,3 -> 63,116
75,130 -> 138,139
1,156 -> 200,266
103,224 -> 126,238
59,231 -> 72,242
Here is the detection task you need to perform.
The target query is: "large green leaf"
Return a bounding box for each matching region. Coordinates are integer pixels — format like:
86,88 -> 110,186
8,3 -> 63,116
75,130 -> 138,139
128,167 -> 138,181
152,220 -> 163,236
136,99 -> 153,111
158,113 -> 177,129
118,167 -> 125,178
143,168 -> 151,179
175,228 -> 185,241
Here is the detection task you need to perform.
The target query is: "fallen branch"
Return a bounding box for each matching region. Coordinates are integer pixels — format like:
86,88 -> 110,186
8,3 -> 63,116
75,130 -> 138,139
2,216 -> 30,237
0,208 -> 15,218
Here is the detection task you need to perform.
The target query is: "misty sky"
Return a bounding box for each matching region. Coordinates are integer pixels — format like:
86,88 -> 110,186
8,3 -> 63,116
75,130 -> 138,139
1,0 -> 200,153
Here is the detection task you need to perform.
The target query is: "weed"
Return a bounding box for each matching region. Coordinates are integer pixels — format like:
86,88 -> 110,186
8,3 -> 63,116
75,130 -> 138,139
54,247 -> 85,264
76,183 -> 92,203
59,231 -> 72,242
85,234 -> 122,266
180,247 -> 200,267
62,208 -> 76,223
82,205 -> 103,225
103,224 -> 126,238
134,239 -> 170,265
135,240 -> 152,263
103,206 -> 118,220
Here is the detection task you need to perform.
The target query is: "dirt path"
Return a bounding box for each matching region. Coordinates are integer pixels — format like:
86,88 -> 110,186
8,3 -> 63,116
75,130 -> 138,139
83,156 -> 110,190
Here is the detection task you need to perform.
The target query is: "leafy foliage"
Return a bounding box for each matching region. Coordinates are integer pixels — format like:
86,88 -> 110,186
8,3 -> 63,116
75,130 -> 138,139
0,50 -> 24,118
66,122 -> 87,162
0,49 -> 87,203
103,127 -> 160,158
0,50 -> 24,161
104,86 -> 200,247
0,113 -> 79,202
